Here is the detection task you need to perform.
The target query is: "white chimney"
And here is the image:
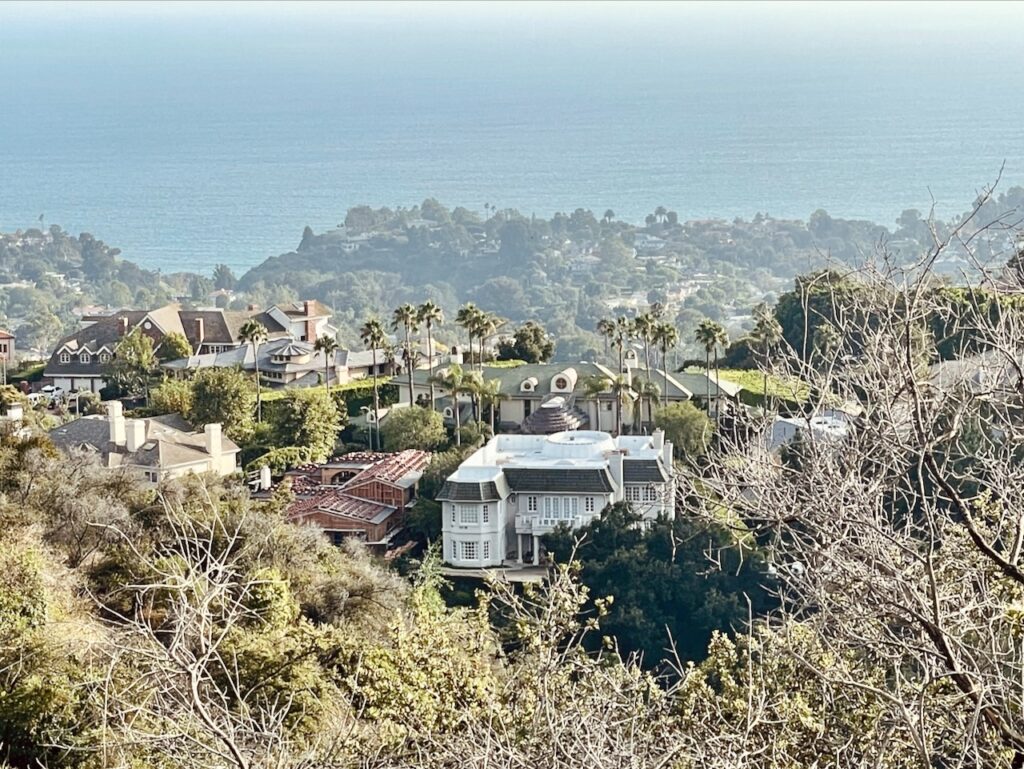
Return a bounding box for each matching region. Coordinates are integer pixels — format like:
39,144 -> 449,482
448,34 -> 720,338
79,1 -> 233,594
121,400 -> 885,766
608,450 -> 624,501
107,401 -> 125,446
205,423 -> 222,459
125,419 -> 146,452
662,439 -> 674,470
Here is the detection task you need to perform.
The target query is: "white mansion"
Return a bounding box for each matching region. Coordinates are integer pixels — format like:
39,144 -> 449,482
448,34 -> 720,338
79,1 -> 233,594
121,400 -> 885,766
438,429 -> 675,568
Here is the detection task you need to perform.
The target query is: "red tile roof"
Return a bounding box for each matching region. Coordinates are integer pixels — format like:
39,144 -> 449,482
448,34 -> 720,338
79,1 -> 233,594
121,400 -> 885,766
289,491 -> 394,524
282,449 -> 429,526
344,449 -> 431,487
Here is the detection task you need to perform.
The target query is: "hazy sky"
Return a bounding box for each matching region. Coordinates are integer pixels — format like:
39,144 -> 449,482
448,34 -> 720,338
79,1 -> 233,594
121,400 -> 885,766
4,0 -> 1022,109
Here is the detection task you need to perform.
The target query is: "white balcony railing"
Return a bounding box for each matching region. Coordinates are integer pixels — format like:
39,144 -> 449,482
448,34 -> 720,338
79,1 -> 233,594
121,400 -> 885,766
515,515 -> 583,533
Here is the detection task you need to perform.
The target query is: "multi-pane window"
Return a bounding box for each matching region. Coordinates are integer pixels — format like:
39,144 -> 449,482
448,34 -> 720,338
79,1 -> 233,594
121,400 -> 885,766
543,497 -> 579,520
99,352 -> 111,363
527,496 -> 538,512
59,351 -> 71,364
585,497 -> 596,513
80,352 -> 91,364
482,541 -> 491,560
461,540 -> 478,560
482,504 -> 489,524
644,486 -> 658,502
458,505 -> 479,524
450,506 -> 456,524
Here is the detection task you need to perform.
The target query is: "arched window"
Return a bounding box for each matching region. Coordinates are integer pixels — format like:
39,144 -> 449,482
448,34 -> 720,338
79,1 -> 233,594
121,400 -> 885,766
99,351 -> 111,363
79,352 -> 91,364
554,377 -> 568,390
59,351 -> 72,364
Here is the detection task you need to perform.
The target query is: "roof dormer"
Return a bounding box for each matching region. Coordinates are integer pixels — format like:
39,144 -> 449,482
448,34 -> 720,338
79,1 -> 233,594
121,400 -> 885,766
550,367 -> 578,393
520,376 -> 539,393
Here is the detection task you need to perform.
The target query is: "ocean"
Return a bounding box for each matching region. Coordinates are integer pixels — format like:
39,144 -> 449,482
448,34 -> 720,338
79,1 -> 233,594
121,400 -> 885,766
2,2 -> 1023,276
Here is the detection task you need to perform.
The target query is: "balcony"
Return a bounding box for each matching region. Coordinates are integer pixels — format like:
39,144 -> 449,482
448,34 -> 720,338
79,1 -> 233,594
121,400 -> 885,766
515,514 -> 582,534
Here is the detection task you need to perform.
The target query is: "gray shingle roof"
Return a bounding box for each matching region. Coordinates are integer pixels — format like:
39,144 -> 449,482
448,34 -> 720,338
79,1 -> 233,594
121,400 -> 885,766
502,468 -> 615,493
623,459 -> 669,483
436,480 -> 501,502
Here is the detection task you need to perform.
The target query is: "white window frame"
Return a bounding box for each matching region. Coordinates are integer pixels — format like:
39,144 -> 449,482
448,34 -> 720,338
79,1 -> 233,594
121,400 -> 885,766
585,496 -> 596,513
527,496 -> 538,512
79,352 -> 91,364
482,504 -> 489,524
461,540 -> 478,560
482,541 -> 491,560
99,351 -> 111,363
59,351 -> 71,364
458,505 -> 479,525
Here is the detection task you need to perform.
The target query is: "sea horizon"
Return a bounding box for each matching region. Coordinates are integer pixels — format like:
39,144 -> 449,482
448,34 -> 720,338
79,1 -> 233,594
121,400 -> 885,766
3,1 -> 1023,275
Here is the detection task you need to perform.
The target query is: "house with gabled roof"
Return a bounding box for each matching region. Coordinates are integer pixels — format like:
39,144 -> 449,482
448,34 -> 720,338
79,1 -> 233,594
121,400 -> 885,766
401,361 -> 740,434
45,300 -> 336,394
48,401 -> 239,483
161,337 -> 392,388
439,429 -> 674,568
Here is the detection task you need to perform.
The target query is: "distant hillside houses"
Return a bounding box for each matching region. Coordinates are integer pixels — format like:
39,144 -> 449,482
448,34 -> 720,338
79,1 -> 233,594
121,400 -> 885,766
44,300 -> 337,393
163,338 -> 393,388
402,360 -> 741,434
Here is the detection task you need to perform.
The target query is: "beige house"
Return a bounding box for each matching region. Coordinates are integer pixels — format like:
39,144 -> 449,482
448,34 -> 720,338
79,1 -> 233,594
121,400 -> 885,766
48,401 -> 239,484
0,328 -> 14,363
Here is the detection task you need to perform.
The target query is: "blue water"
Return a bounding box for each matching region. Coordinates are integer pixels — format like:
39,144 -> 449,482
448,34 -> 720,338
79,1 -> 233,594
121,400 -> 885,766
2,3 -> 1023,276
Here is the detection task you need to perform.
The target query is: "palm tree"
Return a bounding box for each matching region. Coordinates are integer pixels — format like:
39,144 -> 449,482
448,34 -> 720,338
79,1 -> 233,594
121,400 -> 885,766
652,321 -> 679,405
463,369 -> 483,423
313,334 -> 338,395
611,316 -> 634,374
694,319 -> 728,417
430,363 -> 469,446
392,303 -> 420,407
456,302 -> 480,370
475,377 -> 507,435
632,312 -> 655,423
238,319 -> 268,422
581,372 -> 633,436
359,318 -> 387,451
476,311 -> 503,369
752,303 -> 783,411
634,312 -> 654,373
596,318 -> 616,357
416,300 -> 444,412
633,377 -> 660,432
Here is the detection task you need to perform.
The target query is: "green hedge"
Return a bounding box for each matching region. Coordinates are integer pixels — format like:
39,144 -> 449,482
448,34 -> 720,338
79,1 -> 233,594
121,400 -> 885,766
7,361 -> 46,384
245,445 -> 314,475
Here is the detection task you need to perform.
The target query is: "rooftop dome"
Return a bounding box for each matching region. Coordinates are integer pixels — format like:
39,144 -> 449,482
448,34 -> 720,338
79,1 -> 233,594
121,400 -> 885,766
275,341 -> 315,359
540,430 -> 615,458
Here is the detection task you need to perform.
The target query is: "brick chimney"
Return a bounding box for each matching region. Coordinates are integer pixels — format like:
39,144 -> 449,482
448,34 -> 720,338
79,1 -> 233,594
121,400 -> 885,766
107,401 -> 126,446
